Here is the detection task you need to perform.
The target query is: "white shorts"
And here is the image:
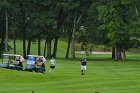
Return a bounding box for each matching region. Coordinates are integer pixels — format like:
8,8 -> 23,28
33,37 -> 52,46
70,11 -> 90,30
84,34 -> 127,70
81,65 -> 86,70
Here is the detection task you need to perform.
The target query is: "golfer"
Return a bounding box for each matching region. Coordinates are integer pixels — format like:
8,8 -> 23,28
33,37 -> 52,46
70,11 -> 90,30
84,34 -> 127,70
80,58 -> 87,75
49,57 -> 56,72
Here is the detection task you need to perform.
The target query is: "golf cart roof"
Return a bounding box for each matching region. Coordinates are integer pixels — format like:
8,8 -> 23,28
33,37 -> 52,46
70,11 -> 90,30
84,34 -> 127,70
3,54 -> 21,57
2,54 -> 25,63
27,55 -> 46,63
27,55 -> 45,58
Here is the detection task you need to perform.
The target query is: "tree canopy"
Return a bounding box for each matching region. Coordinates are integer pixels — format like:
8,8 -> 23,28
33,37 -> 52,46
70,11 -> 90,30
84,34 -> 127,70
0,0 -> 139,60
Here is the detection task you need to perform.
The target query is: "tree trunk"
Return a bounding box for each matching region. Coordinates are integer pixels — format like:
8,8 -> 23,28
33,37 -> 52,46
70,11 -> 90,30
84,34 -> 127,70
5,5 -> 8,53
27,37 -> 32,55
0,36 -> 5,51
52,37 -> 58,58
112,46 -> 115,59
71,31 -> 75,58
66,31 -> 72,58
122,44 -> 126,60
0,14 -> 6,57
117,47 -> 122,60
47,38 -> 51,58
135,5 -> 140,22
11,11 -> 16,54
21,19 -> 26,58
23,36 -> 26,58
114,43 -> 122,61
71,12 -> 83,59
114,44 -> 118,61
71,14 -> 76,59
0,33 -> 5,57
20,10 -> 27,58
13,30 -> 16,54
43,37 -> 47,57
38,34 -> 41,55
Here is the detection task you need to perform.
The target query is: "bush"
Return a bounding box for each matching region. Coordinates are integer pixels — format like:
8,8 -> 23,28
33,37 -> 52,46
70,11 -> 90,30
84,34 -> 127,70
75,44 -> 82,51
75,44 -> 111,52
128,47 -> 140,53
93,45 -> 111,52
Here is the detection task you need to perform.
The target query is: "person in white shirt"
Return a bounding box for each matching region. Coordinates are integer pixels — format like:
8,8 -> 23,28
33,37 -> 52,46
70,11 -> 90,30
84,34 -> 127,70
49,57 -> 56,72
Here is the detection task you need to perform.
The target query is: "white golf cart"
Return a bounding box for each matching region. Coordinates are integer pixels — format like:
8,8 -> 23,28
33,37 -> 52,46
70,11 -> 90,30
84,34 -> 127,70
24,55 -> 46,73
0,54 -> 24,70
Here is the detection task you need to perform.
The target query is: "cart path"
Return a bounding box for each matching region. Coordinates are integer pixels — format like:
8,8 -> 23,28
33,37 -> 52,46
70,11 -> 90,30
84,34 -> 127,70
76,51 -> 112,54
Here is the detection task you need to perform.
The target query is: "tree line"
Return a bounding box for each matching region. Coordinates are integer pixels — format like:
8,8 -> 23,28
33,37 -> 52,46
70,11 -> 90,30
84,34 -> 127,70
0,0 -> 140,60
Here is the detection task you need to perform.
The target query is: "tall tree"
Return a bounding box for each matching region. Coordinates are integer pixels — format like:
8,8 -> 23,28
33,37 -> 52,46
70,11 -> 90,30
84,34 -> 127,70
97,0 -> 140,60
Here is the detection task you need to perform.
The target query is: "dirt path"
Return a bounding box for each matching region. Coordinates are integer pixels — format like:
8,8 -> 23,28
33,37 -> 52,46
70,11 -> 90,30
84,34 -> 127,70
76,51 -> 112,54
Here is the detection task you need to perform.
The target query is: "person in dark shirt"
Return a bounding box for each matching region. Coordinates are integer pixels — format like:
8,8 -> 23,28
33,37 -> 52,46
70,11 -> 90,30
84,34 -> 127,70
80,58 -> 87,75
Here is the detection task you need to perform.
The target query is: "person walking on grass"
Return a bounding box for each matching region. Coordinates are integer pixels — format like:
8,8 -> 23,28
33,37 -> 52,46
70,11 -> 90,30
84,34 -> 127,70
80,58 -> 87,75
49,57 -> 56,72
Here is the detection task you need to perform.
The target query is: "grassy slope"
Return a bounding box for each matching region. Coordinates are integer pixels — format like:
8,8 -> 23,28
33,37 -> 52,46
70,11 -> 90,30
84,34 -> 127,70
0,54 -> 140,93
0,40 -> 139,93
7,40 -> 68,57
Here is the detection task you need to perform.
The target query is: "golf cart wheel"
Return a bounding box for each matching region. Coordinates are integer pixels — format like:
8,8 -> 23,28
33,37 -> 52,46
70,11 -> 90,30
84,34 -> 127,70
42,69 -> 45,74
31,69 -> 35,72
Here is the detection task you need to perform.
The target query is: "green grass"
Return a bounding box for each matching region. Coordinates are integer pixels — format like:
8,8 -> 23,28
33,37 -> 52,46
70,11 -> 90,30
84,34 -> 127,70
1,40 -> 140,93
7,40 -> 68,57
0,53 -> 140,93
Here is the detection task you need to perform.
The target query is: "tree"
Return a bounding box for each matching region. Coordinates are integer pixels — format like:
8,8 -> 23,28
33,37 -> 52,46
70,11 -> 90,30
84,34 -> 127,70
97,0 -> 140,60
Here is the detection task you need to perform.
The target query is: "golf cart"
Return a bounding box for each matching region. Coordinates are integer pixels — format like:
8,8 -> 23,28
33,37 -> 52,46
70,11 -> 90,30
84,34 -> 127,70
0,54 -> 24,70
24,55 -> 46,73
